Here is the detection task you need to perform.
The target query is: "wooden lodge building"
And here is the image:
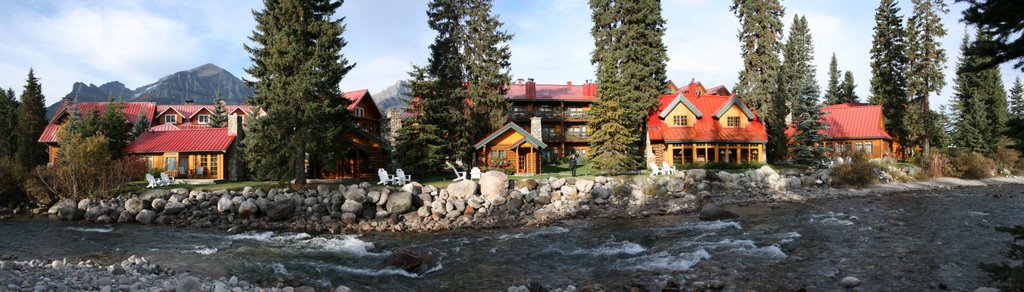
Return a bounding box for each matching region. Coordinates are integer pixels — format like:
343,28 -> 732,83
785,102 -> 894,159
646,81 -> 768,165
474,121 -> 548,174
506,79 -> 597,163
310,89 -> 389,180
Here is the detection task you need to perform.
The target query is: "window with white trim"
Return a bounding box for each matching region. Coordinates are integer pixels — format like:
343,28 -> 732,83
355,107 -> 364,117
727,116 -> 740,127
198,114 -> 210,124
165,115 -> 177,124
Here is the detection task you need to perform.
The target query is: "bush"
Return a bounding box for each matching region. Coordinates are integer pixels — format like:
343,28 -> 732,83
832,153 -> 878,187
24,131 -> 147,204
679,161 -> 764,170
0,157 -> 27,206
994,147 -> 1021,171
942,150 -> 996,179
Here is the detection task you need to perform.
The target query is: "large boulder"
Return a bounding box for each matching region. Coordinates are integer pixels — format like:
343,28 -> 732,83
591,187 -> 611,200
401,183 -> 422,195
381,249 -> 438,274
84,206 -> 105,222
77,199 -> 91,211
344,188 -> 367,203
317,184 -> 330,196
163,202 -> 186,215
151,198 -> 167,211
666,178 -> 686,193
124,197 -> 144,215
266,198 -> 298,221
238,201 -> 258,218
685,169 -> 707,181
386,191 -> 413,215
139,189 -> 171,202
698,204 -> 739,221
135,209 -> 158,224
217,196 -> 234,213
57,207 -> 84,221
341,200 -> 363,213
117,211 -> 134,223
446,180 -> 478,199
520,179 -> 539,191
480,171 -> 509,197
574,179 -> 594,194
550,178 -> 566,189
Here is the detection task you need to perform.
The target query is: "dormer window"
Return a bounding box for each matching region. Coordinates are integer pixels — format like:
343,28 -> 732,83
355,107 -> 364,117
672,115 -> 688,126
165,115 -> 177,124
727,116 -> 740,127
198,114 -> 210,124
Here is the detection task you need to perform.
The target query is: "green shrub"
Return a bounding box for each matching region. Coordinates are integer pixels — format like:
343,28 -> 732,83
0,157 -> 27,206
679,161 -> 764,170
24,130 -> 147,204
832,153 -> 878,187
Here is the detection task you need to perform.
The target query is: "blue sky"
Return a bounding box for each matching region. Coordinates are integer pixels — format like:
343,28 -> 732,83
0,0 -> 1019,109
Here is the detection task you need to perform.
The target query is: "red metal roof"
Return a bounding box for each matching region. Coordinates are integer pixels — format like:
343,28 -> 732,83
156,104 -> 257,119
785,103 -> 893,140
39,102 -> 157,143
125,128 -> 235,153
648,90 -> 768,143
506,82 -> 597,101
343,89 -> 370,110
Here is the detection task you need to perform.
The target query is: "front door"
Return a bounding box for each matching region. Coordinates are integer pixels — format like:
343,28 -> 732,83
179,156 -> 189,178
517,148 -> 528,173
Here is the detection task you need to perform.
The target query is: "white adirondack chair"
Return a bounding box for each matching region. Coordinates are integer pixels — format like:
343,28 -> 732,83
470,167 -> 482,180
394,169 -> 412,185
452,166 -> 467,181
161,172 -> 177,185
649,163 -> 664,177
377,169 -> 394,185
145,174 -> 162,188
661,162 -> 677,174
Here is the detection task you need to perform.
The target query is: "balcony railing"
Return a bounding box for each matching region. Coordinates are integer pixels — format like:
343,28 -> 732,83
563,112 -> 590,120
565,132 -> 588,141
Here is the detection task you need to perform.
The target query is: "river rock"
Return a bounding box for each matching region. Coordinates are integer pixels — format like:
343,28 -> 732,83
560,186 -> 578,198
135,209 -> 157,224
417,206 -> 431,217
386,191 -> 413,215
686,169 -> 707,181
534,195 -> 551,205
163,202 -> 185,215
341,212 -> 357,225
84,206 -> 104,221
95,215 -> 113,224
217,196 -> 234,213
124,198 -> 144,215
58,207 -> 84,221
480,171 -> 509,196
77,199 -> 91,211
666,178 -> 686,193
575,179 -> 594,193
382,249 -> 438,274
345,188 -> 367,203
507,198 -> 523,210
368,191 -> 381,205
698,204 -> 739,221
266,198 -> 298,221
467,197 -> 483,209
401,182 -> 422,195
140,189 -> 171,201
117,211 -> 134,223
151,198 -> 167,211
177,276 -> 201,292
521,179 -> 539,191
447,180 -> 478,199
238,201 -> 258,218
592,187 -> 610,200
551,178 -> 566,189
341,200 -> 363,213
377,191 -> 390,206
841,276 -> 860,288
316,184 -> 329,196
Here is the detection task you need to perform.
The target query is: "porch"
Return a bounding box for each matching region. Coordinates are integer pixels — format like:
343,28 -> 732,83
653,142 -> 765,166
142,152 -> 225,180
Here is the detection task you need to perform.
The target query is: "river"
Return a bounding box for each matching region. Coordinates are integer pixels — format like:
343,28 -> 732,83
1,185 -> 1021,291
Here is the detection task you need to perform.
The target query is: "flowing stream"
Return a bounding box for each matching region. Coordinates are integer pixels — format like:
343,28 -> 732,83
1,185 -> 1022,290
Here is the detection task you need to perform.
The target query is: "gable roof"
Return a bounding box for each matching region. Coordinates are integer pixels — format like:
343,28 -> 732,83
712,96 -> 756,120
785,103 -> 893,140
40,102 -> 157,143
343,89 -> 382,119
648,92 -> 768,143
657,93 -> 703,119
473,122 -> 548,149
125,128 -> 236,153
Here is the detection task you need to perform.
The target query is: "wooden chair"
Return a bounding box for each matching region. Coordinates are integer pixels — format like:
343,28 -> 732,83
394,169 -> 412,185
649,163 -> 664,177
452,166 -> 467,182
661,162 -> 678,174
160,172 -> 177,185
470,167 -> 482,180
377,169 -> 394,185
145,174 -> 162,188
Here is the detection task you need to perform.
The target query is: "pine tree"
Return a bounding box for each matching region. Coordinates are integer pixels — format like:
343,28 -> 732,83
587,98 -> 636,173
791,74 -> 830,166
1010,77 -> 1024,118
952,33 -> 989,152
243,0 -> 355,184
961,0 -> 1024,72
837,71 -> 860,103
0,88 -> 18,158
869,0 -> 909,157
132,111 -> 149,140
825,53 -> 842,105
97,98 -> 130,158
905,0 -> 948,156
779,15 -> 816,118
731,0 -> 786,162
974,28 -> 1009,147
208,90 -> 229,128
15,69 -> 48,169
395,66 -> 446,173
465,0 -> 512,142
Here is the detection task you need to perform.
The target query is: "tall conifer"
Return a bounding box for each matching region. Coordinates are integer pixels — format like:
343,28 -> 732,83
869,0 -> 909,156
780,15 -> 816,118
243,0 -> 355,184
465,0 -> 513,145
15,69 -> 47,169
98,98 -> 130,158
837,71 -> 860,104
905,0 -> 948,156
791,74 -> 830,166
825,54 -> 842,105
208,90 -> 229,128
0,88 -> 18,158
952,33 -> 989,152
973,29 -> 1009,146
731,0 -> 786,162
1010,77 -> 1024,118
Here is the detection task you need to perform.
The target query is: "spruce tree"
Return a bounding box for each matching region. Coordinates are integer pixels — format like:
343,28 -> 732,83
15,69 -> 48,169
97,99 -> 130,158
905,0 -> 948,156
838,71 -> 860,103
791,74 -> 830,166
825,54 -> 842,105
779,15 -> 816,118
974,28 -> 1009,147
869,0 -> 909,157
132,112 -> 149,140
465,0 -> 512,143
952,33 -> 989,152
208,90 -> 229,128
0,88 -> 18,158
731,0 -> 786,162
243,0 -> 355,184
1010,77 -> 1024,118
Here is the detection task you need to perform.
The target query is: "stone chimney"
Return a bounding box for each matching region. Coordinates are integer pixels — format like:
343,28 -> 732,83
526,78 -> 536,99
567,81 -> 572,87
530,117 -> 543,143
227,114 -> 242,136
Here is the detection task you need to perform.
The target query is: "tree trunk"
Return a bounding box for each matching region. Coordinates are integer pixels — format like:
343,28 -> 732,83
294,144 -> 306,185
922,91 -> 931,156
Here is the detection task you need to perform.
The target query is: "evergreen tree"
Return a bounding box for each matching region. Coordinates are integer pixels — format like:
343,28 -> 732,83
132,111 -> 149,140
208,90 -> 229,128
952,33 -> 989,152
15,69 -> 48,169
905,0 -> 948,156
243,0 -> 355,184
0,88 -> 18,158
791,74 -> 830,166
1010,77 -> 1024,118
837,71 -> 860,103
395,67 -> 446,173
97,99 -> 130,158
465,0 -> 512,142
779,15 -> 816,118
825,53 -> 842,104
869,0 -> 909,157
960,0 -> 1024,72
974,28 -> 1009,147
586,0 -> 668,172
731,0 -> 786,162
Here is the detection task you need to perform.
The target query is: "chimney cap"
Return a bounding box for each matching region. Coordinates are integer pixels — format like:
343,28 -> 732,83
527,78 -> 534,83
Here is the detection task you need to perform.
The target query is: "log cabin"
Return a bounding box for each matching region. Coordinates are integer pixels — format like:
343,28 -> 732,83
785,102 -> 894,159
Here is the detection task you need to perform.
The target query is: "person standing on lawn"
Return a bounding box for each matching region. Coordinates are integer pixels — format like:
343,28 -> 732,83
569,154 -> 579,177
